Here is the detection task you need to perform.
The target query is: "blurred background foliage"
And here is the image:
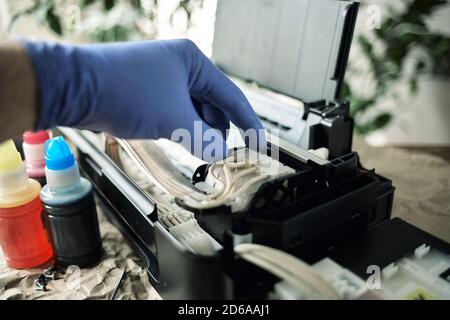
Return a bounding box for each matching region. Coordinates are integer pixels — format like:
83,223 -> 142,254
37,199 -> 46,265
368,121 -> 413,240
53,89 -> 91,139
8,0 -> 204,42
343,0 -> 450,135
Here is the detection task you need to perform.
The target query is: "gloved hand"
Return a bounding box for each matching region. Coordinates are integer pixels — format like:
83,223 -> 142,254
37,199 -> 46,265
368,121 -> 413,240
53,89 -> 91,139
23,39 -> 266,161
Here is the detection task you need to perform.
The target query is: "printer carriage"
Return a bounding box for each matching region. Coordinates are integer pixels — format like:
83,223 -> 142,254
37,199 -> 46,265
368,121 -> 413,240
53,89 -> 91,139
59,0 -> 449,299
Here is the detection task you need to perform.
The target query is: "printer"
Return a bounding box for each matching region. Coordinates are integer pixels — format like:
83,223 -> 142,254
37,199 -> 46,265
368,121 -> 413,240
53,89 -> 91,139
58,0 -> 450,299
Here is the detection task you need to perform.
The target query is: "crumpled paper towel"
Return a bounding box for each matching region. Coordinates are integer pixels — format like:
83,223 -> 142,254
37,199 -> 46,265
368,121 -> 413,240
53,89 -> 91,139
0,206 -> 160,300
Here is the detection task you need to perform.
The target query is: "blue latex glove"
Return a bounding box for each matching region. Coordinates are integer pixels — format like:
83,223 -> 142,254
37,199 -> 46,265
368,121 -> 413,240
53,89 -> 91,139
23,39 -> 266,161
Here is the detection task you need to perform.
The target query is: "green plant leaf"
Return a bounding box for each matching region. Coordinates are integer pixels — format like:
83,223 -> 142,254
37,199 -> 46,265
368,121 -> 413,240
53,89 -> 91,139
46,6 -> 63,35
341,81 -> 351,99
131,0 -> 141,9
103,0 -> 116,11
356,113 -> 392,135
350,97 -> 376,117
415,59 -> 426,71
357,36 -> 373,55
373,113 -> 392,129
348,0 -> 450,135
81,0 -> 96,7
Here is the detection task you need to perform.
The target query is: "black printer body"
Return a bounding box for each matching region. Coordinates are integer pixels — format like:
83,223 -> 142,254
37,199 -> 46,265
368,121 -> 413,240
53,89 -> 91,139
60,0 -> 450,299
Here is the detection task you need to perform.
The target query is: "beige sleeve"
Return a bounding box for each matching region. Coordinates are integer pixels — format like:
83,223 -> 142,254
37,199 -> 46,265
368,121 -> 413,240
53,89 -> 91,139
0,43 -> 39,142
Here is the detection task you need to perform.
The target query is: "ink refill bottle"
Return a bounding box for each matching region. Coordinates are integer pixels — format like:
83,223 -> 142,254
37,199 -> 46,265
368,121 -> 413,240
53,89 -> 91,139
40,136 -> 102,267
0,140 -> 53,269
22,130 -> 50,186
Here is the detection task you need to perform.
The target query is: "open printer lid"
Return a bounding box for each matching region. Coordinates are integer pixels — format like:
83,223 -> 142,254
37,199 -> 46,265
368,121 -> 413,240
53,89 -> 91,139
212,0 -> 358,103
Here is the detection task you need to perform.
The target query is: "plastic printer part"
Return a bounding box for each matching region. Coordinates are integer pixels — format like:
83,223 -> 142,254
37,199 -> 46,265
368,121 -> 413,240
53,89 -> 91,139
54,0 -> 450,299
116,143 -> 218,256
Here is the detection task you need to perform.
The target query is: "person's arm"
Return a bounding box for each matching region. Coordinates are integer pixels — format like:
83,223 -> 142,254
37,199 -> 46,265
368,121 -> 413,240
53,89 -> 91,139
1,39 -> 265,161
0,43 -> 39,142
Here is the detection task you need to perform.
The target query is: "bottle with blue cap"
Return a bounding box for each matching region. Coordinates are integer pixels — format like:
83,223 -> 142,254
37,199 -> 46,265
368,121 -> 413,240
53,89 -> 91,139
40,136 -> 102,267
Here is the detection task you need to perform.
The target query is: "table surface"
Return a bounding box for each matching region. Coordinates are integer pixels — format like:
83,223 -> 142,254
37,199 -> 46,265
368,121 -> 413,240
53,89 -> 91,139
1,138 -> 449,299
